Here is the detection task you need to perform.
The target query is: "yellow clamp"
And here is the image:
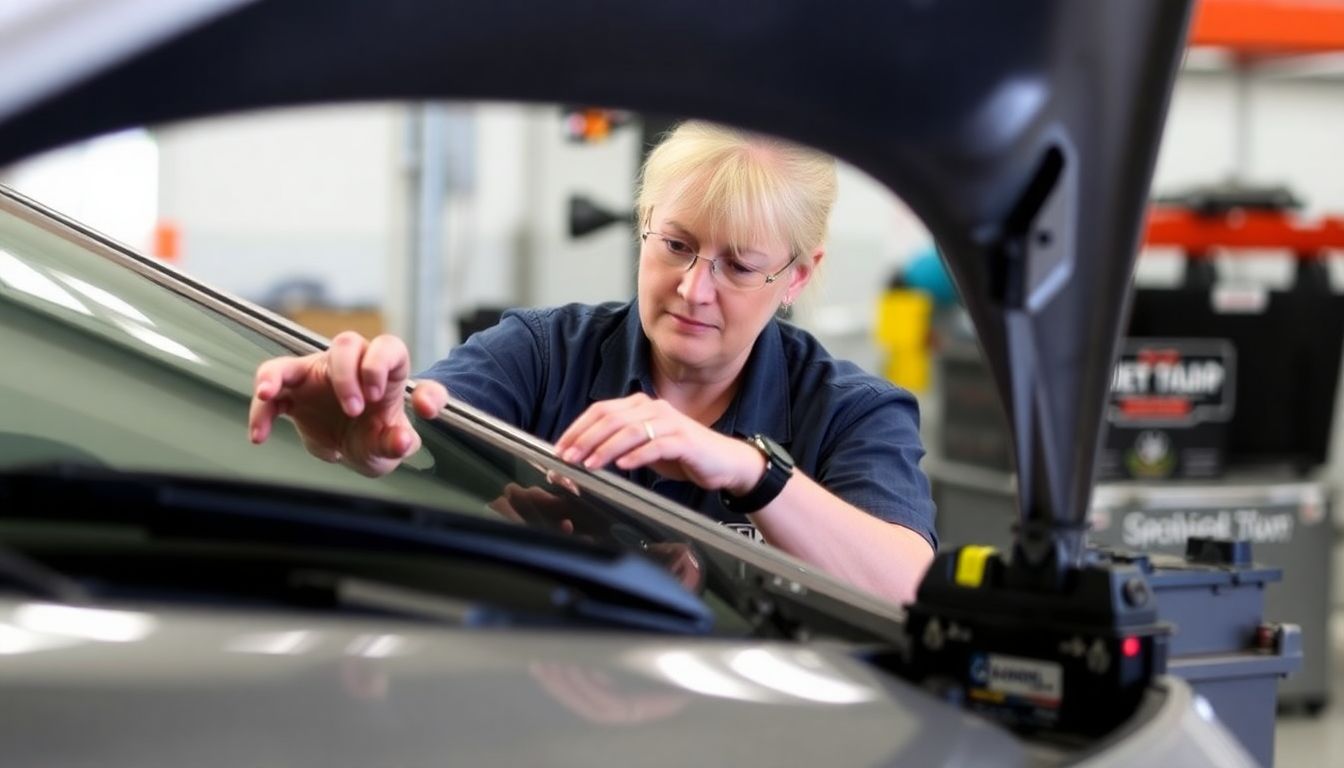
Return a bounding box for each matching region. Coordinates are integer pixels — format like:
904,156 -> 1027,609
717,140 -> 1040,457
955,545 -> 997,588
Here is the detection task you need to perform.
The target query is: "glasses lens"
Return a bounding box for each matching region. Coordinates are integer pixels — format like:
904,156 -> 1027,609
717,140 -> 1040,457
651,235 -> 694,269
645,233 -> 775,290
722,260 -> 766,290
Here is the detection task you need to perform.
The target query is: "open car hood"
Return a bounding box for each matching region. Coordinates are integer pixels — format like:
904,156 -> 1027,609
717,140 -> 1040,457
0,0 -> 1194,557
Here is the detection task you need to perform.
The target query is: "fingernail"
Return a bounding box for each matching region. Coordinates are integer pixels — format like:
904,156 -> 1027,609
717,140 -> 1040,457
583,457 -> 598,469
250,428 -> 262,444
563,449 -> 578,463
344,397 -> 362,415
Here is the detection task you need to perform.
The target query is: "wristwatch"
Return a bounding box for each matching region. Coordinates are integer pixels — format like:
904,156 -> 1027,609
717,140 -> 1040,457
720,434 -> 794,514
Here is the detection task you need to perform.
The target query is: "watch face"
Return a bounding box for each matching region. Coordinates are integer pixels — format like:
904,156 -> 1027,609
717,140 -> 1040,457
756,434 -> 794,472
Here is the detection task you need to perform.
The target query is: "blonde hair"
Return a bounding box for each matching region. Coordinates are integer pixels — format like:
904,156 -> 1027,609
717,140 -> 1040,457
636,121 -> 838,262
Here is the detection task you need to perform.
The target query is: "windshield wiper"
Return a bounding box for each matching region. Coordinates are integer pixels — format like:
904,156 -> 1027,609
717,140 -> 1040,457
0,541 -> 89,602
0,464 -> 713,634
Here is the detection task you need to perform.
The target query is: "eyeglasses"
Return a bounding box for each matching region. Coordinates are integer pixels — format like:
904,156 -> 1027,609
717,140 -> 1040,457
640,231 -> 797,291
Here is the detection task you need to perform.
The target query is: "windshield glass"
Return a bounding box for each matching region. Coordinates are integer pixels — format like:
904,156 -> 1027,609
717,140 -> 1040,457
0,194 -> 482,508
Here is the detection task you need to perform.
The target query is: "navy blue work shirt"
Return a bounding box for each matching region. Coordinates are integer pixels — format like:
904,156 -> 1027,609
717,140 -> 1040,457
418,300 -> 937,549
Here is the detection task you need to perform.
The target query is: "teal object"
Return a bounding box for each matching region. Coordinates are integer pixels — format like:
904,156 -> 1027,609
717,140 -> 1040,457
903,245 -> 959,306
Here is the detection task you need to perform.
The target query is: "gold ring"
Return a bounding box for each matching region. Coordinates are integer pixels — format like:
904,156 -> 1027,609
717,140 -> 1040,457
643,420 -> 657,444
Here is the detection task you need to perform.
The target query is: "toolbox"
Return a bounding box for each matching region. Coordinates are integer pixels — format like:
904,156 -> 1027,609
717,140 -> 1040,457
1099,541 -> 1303,767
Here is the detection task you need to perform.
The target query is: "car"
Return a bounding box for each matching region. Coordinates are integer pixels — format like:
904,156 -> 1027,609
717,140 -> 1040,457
0,0 -> 1263,766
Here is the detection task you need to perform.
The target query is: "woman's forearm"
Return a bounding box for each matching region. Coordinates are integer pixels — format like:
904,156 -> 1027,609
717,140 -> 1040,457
748,471 -> 934,605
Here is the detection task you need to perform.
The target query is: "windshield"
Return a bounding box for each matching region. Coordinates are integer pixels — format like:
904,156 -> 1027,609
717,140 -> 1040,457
0,187 -> 904,640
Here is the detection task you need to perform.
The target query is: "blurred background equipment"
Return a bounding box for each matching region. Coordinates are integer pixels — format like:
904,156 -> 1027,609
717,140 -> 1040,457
1128,184 -> 1344,477
875,244 -> 954,395
929,184 -> 1344,720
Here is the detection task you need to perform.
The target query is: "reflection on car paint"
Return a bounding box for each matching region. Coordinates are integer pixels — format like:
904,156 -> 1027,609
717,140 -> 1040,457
629,646 -> 879,706
224,629 -> 320,656
345,633 -> 410,659
113,316 -> 202,362
54,271 -> 154,324
728,648 -> 877,705
0,602 -> 157,655
0,248 -> 92,315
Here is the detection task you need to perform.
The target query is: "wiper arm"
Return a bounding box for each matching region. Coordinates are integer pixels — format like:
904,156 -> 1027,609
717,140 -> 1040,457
0,541 -> 89,603
0,464 -> 713,634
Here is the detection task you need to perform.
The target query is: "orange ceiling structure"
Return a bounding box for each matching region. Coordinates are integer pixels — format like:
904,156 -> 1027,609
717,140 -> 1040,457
1190,0 -> 1344,56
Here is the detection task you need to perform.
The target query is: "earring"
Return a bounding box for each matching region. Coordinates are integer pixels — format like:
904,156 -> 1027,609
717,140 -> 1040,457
778,298 -> 793,319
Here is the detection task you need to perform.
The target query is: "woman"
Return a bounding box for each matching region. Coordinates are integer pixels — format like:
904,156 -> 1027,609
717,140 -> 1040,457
249,121 -> 936,603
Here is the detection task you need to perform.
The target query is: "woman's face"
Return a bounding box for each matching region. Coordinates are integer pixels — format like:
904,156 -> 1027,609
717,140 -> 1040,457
637,202 -> 817,379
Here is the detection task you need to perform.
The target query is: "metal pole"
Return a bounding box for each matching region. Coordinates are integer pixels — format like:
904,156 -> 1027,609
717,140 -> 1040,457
406,103 -> 448,368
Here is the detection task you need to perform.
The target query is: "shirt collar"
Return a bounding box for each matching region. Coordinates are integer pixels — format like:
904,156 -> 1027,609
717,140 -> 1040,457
591,299 -> 658,401
591,300 -> 792,445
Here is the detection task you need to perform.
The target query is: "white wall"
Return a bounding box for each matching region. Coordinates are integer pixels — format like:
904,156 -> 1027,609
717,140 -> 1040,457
155,103 -> 403,310
518,106 -> 642,309
1154,68 -> 1344,211
0,128 -> 158,251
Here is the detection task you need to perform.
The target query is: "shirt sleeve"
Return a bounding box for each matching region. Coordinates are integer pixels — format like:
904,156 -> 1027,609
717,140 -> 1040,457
814,386 -> 939,551
415,310 -> 544,430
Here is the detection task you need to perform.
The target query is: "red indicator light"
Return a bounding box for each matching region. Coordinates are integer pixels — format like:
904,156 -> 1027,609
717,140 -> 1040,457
1122,637 -> 1142,658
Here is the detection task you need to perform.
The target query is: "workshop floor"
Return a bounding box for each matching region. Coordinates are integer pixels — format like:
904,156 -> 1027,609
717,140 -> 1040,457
1274,612 -> 1344,767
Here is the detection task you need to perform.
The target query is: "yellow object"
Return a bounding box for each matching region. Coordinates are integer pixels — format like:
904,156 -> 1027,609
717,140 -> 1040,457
955,545 -> 997,588
875,288 -> 933,392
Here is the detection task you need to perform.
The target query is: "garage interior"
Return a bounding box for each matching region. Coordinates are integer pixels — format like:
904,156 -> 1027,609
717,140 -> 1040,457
2,1 -> 1344,766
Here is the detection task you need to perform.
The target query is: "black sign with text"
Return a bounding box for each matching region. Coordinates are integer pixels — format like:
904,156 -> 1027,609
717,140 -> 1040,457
1099,338 -> 1236,479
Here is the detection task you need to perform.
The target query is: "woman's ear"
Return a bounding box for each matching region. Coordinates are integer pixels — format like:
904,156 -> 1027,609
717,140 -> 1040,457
786,247 -> 824,299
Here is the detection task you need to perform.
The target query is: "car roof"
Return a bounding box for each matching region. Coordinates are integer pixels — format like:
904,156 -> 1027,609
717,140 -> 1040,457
0,0 -> 1195,543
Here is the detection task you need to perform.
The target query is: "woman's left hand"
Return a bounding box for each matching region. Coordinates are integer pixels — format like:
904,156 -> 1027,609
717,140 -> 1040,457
554,393 -> 763,495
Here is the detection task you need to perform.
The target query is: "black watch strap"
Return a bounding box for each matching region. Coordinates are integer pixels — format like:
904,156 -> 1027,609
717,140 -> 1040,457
720,434 -> 794,514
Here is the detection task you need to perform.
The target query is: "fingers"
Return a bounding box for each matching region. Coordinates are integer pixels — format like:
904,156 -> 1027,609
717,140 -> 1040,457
555,393 -> 652,463
249,356 -> 312,442
610,431 -> 678,471
378,423 -> 421,460
253,355 -> 313,402
248,393 -> 284,444
486,485 -> 525,523
488,484 -> 576,534
328,331 -> 372,417
583,418 -> 669,470
362,334 -> 412,403
409,379 -> 451,418
544,469 -> 582,497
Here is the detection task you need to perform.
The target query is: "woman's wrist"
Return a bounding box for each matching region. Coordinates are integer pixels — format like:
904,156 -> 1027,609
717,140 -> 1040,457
725,436 -> 767,496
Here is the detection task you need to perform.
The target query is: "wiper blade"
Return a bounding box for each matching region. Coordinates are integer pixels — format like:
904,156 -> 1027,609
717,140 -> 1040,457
0,464 -> 713,634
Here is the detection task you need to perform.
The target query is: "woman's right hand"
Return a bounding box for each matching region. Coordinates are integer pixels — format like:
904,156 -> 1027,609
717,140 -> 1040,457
248,331 -> 449,477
